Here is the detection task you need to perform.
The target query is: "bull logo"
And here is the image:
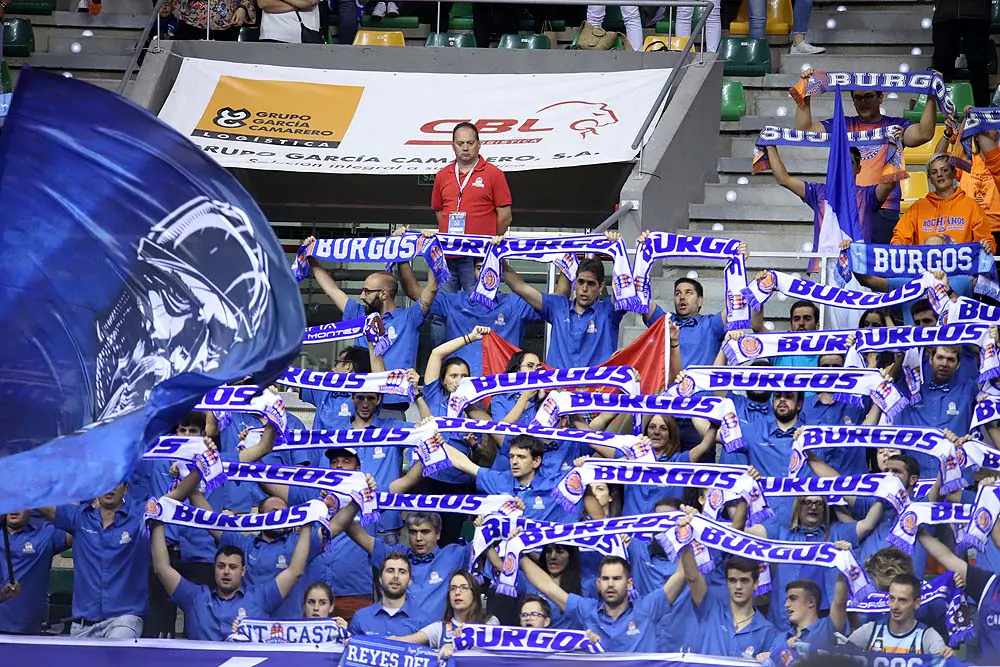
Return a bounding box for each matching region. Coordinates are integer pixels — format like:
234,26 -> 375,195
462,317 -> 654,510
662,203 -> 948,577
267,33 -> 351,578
535,101 -> 620,139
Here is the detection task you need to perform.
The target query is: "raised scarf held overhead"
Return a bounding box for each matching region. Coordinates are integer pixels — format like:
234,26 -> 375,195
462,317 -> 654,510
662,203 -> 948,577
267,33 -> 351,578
844,242 -> 999,300
751,125 -> 906,183
376,493 -> 522,517
888,502 -> 973,555
631,232 -> 751,329
432,416 -> 656,462
453,625 -> 605,654
232,618 -> 349,644
743,270 -> 944,314
446,366 -> 640,417
532,391 -> 745,453
961,107 -> 1000,159
473,235 -> 638,311
494,512 -> 683,596
278,367 -> 414,400
792,425 -> 965,495
660,514 -> 873,600
552,460 -> 771,525
722,330 -> 851,366
939,295 -> 1000,327
145,496 -> 331,533
293,233 -> 451,285
959,483 -> 1000,551
143,436 -> 227,493
789,70 -> 955,117
666,365 -> 909,421
195,386 -> 289,435
757,474 -> 910,513
303,313 -> 391,357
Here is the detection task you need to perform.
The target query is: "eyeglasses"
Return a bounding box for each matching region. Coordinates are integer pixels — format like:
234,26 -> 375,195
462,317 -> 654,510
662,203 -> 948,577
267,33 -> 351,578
449,584 -> 473,593
360,288 -> 384,296
801,499 -> 826,508
852,93 -> 879,103
519,612 -> 548,619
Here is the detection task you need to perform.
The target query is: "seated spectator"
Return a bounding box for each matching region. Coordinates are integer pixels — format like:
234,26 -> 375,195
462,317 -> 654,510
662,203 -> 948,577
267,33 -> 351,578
301,582 -> 349,629
518,594 -> 553,628
0,509 -> 70,634
163,0 -> 255,40
258,0 -> 322,43
890,154 -> 995,251
392,570 -> 499,658
348,553 -> 430,636
795,67 -> 939,243
939,120 -> 1000,250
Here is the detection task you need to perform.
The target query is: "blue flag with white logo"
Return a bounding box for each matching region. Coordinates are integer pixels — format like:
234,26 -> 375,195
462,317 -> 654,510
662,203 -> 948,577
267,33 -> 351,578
0,69 -> 305,513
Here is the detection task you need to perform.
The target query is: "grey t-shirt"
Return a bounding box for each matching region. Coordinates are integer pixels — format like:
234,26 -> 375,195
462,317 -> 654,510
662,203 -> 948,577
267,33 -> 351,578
846,620 -> 946,654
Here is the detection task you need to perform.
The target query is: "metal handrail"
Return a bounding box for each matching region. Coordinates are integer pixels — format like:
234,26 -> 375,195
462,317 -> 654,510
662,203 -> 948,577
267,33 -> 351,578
117,0 -> 167,95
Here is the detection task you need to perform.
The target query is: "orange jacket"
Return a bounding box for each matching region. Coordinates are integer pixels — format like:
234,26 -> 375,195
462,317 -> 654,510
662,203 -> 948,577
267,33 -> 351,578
957,145 -> 1000,232
890,188 -> 995,252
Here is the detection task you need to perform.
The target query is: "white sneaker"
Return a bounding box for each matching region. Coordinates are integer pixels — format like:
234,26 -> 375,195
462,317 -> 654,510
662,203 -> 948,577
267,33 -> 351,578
790,40 -> 825,55
386,1 -> 399,17
372,1 -> 387,19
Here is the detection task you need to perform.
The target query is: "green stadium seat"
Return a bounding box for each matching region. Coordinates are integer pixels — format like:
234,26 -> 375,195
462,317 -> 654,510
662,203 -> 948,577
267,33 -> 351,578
720,37 -> 771,77
1,61 -> 11,95
237,26 -> 259,42
425,32 -> 476,47
4,0 -> 54,14
497,33 -> 550,49
362,15 -> 419,28
903,82 -> 975,123
721,80 -> 747,121
449,2 -> 473,31
3,18 -> 36,58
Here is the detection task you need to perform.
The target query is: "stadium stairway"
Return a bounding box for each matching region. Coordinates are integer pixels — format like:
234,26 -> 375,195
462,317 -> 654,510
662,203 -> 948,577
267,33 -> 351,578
4,0 -> 145,93
622,0 -> 945,345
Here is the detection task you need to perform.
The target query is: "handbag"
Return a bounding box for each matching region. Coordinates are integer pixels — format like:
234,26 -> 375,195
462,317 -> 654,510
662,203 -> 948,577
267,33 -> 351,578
296,9 -> 326,43
576,21 -> 617,50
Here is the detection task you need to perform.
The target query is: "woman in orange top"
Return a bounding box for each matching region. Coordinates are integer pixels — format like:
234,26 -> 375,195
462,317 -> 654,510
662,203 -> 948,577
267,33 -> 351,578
890,153 -> 995,252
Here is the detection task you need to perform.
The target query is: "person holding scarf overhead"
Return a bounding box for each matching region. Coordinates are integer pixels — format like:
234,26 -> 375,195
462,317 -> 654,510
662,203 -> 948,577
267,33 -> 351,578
938,116 -> 1000,251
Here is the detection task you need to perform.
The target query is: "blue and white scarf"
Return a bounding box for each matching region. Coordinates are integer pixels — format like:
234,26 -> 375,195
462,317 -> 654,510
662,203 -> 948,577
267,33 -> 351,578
660,513 -> 873,600
757,474 -> 910,513
431,417 -> 656,462
446,366 -> 640,417
791,70 -> 954,116
552,460 -> 771,525
848,571 -> 974,647
195,386 -> 288,435
888,502 -> 972,555
303,313 -> 391,357
230,618 -> 349,644
145,496 -> 331,532
473,235 -> 638,311
438,234 -> 578,281
961,107 -> 1000,159
722,330 -> 851,366
143,436 -> 228,493
939,295 -> 1000,327
494,513 -> 681,596
793,425 -> 964,495
751,125 -> 905,180
293,233 -> 450,284
959,483 -> 1000,551
667,365 -> 909,420
845,243 -> 998,301
631,232 -> 751,329
279,367 -> 414,400
376,493 -> 522,517
530,391 -> 745,453
743,270 -> 944,313
453,625 -> 605,654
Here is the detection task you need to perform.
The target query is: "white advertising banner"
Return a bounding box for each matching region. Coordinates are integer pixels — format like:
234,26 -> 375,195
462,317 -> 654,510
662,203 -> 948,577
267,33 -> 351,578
156,58 -> 671,175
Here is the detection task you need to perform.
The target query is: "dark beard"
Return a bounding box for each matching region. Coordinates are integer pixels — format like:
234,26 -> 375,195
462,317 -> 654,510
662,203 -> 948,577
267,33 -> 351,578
365,297 -> 383,315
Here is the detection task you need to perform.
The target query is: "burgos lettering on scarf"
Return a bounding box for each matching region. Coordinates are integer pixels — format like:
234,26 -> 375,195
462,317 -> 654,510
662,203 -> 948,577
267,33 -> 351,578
454,625 -> 605,654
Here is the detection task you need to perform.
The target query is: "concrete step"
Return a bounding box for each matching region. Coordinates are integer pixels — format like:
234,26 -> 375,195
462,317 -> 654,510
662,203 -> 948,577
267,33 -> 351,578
720,156 -> 828,175
8,66 -> 123,90
779,53 -> 932,74
47,34 -> 137,55
721,115 -> 796,134
703,183 -> 807,206
810,8 -> 936,32
727,136 -> 836,160
51,10 -> 148,29
27,52 -> 130,72
751,95 -> 909,119
689,202 -> 813,223
802,28 -> 932,46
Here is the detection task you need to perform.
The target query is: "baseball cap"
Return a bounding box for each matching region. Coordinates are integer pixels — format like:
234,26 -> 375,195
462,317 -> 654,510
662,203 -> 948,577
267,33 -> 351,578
325,447 -> 360,462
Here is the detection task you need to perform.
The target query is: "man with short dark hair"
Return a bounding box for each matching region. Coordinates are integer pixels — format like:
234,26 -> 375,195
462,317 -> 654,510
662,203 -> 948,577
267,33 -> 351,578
299,346 -> 372,431
845,574 -> 950,657
348,553 -> 428,636
773,300 -> 823,368
758,579 -> 845,661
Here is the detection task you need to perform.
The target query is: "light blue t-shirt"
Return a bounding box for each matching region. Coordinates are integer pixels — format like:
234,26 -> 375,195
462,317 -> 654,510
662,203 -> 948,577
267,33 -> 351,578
564,589 -> 672,652
539,294 -> 624,369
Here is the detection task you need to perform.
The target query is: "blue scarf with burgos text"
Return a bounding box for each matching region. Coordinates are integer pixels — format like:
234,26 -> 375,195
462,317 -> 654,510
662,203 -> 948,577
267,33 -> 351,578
494,512 -> 682,596
145,496 -> 331,532
338,636 -> 442,667
143,436 -> 227,493
472,235 -> 638,311
631,232 -> 751,329
888,502 -> 972,555
230,618 -> 349,644
961,107 -> 1000,159
792,425 -> 965,495
790,70 -> 955,115
303,313 -> 391,357
751,124 -> 905,181
722,330 -> 851,366
667,365 -> 909,420
532,391 -> 745,453
446,366 -> 640,417
845,242 -> 999,300
376,493 -> 521,517
453,625 -> 605,654
743,270 -> 946,314
293,233 -> 450,285
194,386 -> 288,435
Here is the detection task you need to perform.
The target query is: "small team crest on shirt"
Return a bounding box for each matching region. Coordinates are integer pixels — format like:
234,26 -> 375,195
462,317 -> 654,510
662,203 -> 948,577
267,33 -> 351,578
373,446 -> 386,459
338,403 -> 351,416
429,571 -> 443,585
495,313 -> 506,327
738,334 -> 763,359
560,461 -> 571,472
947,401 -> 959,416
585,320 -> 597,334
533,496 -> 545,510
22,541 -> 35,555
119,531 -> 132,545
276,555 -> 288,570
472,177 -> 484,188
387,325 -> 397,341
625,621 -> 639,636
843,416 -> 853,424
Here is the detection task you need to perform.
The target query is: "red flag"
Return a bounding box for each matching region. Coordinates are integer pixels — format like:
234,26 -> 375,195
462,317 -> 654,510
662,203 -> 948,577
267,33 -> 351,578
480,316 -> 667,394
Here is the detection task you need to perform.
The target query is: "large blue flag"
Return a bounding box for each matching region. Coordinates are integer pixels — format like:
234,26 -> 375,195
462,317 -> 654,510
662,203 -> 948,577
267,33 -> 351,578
0,69 -> 305,513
